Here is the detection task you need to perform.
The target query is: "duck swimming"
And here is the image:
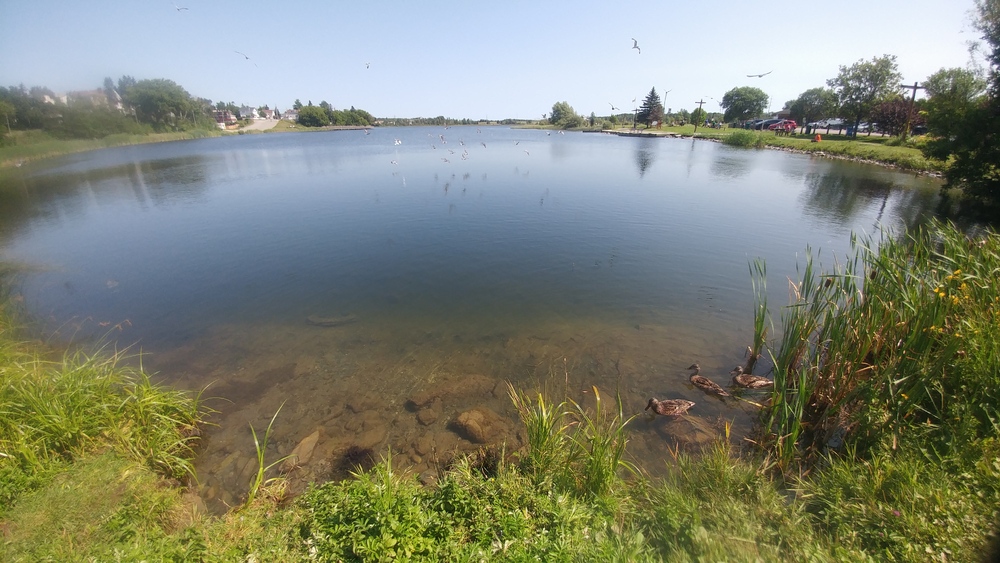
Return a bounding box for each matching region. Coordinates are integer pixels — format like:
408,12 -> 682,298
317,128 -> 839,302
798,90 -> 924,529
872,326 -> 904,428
687,364 -> 730,397
645,398 -> 695,416
730,366 -> 774,389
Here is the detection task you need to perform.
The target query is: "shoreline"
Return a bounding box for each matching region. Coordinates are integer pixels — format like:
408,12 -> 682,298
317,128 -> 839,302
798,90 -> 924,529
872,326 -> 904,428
2,124 -> 943,179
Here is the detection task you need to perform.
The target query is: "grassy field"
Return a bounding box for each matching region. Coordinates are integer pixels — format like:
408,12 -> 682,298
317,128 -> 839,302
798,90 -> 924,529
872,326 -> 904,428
1,219 -> 997,560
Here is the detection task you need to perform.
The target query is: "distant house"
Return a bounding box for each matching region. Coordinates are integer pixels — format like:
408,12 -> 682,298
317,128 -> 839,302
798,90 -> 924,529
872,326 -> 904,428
239,105 -> 257,120
213,110 -> 239,129
260,108 -> 274,120
282,109 -> 299,121
67,89 -> 108,107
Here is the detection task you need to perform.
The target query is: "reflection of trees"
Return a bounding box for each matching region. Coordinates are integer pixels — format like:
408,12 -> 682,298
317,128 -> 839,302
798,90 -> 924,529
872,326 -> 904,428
799,168 -> 940,231
633,138 -> 657,177
0,155 -> 209,246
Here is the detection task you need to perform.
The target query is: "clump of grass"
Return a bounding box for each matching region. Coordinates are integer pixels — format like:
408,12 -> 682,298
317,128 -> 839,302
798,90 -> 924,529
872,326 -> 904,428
722,129 -> 766,148
0,276 -> 205,509
508,383 -> 636,500
0,344 -> 204,482
243,402 -> 290,508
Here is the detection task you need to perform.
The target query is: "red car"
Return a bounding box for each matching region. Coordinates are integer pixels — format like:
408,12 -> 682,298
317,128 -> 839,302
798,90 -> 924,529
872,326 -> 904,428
768,119 -> 797,133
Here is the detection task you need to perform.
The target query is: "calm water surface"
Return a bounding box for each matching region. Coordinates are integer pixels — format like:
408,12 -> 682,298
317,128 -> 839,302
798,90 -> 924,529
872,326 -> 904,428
0,126 -> 942,508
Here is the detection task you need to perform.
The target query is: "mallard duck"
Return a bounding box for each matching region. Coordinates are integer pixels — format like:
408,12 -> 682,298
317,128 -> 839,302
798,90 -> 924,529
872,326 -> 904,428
730,366 -> 774,389
687,364 -> 730,397
645,398 -> 695,416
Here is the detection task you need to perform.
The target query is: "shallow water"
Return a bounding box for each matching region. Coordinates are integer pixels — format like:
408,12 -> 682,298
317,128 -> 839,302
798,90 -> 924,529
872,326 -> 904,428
0,126 -> 943,510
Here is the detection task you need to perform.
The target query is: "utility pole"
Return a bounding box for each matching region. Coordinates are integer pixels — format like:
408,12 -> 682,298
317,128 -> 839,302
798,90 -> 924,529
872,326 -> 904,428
900,81 -> 925,143
693,99 -> 706,133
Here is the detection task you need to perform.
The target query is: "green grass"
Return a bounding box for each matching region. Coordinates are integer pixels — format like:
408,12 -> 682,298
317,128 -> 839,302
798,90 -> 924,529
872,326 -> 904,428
0,128 -> 223,168
601,124 -> 942,172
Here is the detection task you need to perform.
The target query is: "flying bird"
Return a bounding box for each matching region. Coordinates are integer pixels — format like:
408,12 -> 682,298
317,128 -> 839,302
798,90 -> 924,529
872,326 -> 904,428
747,70 -> 773,78
234,51 -> 257,67
366,62 -> 370,69
631,38 -> 641,54
523,149 -> 530,156
173,3 -> 188,11
609,102 -> 619,111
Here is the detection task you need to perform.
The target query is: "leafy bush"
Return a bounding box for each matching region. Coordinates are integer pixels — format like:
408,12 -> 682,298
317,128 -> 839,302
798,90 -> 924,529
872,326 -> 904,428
723,129 -> 765,148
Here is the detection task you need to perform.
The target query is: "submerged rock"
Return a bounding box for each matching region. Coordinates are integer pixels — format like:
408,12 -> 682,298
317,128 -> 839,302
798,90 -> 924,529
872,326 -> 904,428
307,313 -> 359,327
416,398 -> 441,426
451,407 -> 515,444
281,429 -> 321,472
408,374 -> 497,408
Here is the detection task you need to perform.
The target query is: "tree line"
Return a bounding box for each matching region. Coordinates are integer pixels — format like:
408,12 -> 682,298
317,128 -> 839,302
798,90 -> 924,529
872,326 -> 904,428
292,100 -> 374,128
0,76 -> 377,141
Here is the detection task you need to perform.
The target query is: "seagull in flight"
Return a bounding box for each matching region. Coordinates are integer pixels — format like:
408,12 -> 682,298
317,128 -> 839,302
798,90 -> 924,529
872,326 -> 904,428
234,51 -> 257,67
609,102 -> 619,111
747,70 -> 773,78
173,3 -> 188,11
631,38 -> 641,54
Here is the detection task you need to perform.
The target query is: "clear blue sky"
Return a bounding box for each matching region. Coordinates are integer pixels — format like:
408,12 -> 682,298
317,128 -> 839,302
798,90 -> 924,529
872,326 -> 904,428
0,0 -> 980,119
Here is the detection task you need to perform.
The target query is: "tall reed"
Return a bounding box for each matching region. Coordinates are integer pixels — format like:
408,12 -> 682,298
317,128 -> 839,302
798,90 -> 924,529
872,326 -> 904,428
757,220 -> 1000,470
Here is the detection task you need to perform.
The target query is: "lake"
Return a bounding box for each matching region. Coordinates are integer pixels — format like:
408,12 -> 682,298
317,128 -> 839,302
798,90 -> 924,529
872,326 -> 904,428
0,126 -> 943,509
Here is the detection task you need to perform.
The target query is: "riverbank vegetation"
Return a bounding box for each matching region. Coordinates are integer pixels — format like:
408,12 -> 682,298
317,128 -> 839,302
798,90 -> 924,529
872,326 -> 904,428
1,220 -> 997,560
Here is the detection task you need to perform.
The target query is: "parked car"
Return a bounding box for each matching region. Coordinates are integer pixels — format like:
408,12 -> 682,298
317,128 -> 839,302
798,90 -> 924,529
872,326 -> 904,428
768,119 -> 797,132
808,118 -> 845,129
755,118 -> 782,130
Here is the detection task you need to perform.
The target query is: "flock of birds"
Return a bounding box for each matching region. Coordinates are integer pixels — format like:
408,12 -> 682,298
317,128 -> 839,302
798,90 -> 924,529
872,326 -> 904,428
644,363 -> 773,417
384,127 -> 538,166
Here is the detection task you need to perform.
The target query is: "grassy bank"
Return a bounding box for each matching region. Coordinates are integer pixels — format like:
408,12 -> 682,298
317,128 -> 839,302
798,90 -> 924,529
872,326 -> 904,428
0,128 -> 224,168
1,221 -> 998,560
600,125 -> 943,173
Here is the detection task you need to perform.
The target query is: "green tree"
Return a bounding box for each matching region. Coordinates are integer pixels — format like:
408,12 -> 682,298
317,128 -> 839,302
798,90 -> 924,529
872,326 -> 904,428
720,86 -> 769,123
0,100 -> 14,134
930,0 -> 1000,210
870,97 -> 924,136
787,87 -> 839,125
827,54 -> 902,136
125,78 -> 204,130
921,67 -> 988,159
549,101 -> 583,128
691,107 -> 707,125
102,77 -> 119,108
293,99 -> 303,110
637,87 -> 664,127
297,105 -> 330,127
